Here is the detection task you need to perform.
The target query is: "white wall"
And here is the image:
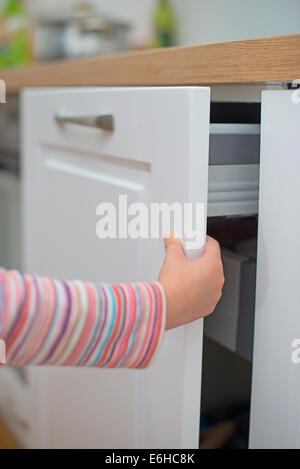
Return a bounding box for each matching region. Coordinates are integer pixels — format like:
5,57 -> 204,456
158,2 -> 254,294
173,0 -> 300,45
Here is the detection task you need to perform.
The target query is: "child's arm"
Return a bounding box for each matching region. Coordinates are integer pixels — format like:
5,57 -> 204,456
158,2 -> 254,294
0,235 -> 224,369
0,269 -> 165,368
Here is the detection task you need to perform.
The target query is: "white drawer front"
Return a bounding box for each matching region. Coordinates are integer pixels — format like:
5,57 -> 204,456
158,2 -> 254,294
22,87 -> 210,449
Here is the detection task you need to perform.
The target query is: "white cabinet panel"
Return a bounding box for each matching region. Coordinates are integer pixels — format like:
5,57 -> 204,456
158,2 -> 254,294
22,87 -> 210,448
250,90 -> 300,449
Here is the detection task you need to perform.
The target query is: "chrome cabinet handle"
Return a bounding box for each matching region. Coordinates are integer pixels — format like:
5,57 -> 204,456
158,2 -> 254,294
55,113 -> 114,132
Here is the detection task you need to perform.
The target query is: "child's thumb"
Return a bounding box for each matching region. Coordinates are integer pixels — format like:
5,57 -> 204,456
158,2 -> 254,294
163,233 -> 186,259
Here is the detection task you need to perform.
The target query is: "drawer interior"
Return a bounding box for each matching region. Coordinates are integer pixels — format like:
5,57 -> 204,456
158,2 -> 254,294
207,101 -> 260,218
200,215 -> 257,449
205,215 -> 257,360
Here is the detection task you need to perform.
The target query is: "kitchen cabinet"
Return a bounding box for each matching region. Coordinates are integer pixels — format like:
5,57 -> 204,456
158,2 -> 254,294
22,87 -> 210,449
19,86 -> 300,449
0,34 -> 298,449
250,91 -> 300,449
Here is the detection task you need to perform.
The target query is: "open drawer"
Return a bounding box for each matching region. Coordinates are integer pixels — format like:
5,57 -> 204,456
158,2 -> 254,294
22,87 -> 259,449
208,123 -> 259,217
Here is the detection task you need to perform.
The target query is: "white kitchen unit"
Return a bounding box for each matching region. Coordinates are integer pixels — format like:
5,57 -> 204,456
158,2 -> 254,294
22,87 -> 210,449
249,91 -> 300,449
17,86 -> 300,449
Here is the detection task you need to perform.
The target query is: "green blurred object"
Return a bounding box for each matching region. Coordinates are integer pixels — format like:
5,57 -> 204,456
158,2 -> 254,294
0,0 -> 31,68
153,0 -> 177,48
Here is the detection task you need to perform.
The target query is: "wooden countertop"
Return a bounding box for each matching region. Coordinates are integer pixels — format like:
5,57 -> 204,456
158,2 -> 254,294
1,34 -> 300,93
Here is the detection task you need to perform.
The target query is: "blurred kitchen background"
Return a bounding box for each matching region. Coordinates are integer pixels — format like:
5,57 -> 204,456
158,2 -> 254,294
0,0 -> 299,66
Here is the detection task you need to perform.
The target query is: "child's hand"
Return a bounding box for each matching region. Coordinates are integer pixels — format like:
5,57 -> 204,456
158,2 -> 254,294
158,234 -> 225,330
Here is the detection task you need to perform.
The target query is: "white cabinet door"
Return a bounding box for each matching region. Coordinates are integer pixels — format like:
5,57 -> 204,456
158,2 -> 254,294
22,87 -> 210,449
250,90 -> 300,449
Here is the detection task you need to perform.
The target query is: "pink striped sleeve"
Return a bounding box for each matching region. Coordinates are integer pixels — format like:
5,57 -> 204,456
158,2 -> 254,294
0,268 -> 166,369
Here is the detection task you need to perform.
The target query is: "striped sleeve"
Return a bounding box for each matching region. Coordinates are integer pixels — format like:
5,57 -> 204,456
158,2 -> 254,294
0,268 -> 166,369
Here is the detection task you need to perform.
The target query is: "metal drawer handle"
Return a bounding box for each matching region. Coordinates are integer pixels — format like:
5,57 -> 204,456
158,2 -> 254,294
55,113 -> 114,132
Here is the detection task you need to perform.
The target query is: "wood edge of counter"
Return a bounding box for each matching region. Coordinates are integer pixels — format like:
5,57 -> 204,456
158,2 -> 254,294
1,34 -> 300,93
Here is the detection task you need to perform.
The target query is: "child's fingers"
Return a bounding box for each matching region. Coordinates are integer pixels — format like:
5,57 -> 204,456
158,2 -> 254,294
196,235 -> 221,261
163,232 -> 186,260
